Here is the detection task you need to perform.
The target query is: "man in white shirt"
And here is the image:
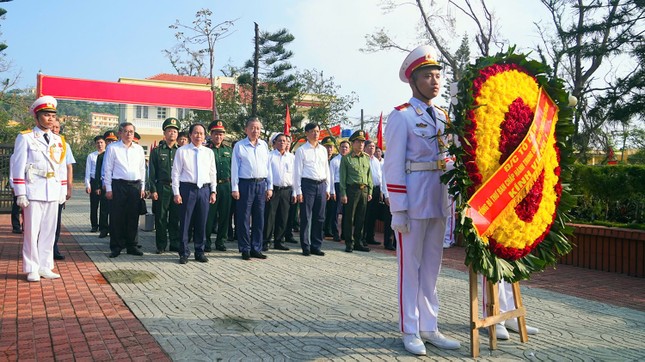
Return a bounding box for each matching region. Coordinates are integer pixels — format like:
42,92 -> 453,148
329,140 -> 350,241
85,135 -> 105,233
232,117 -> 273,260
293,123 -> 331,256
263,133 -> 294,251
172,123 -> 217,264
363,140 -> 385,247
104,122 -> 146,258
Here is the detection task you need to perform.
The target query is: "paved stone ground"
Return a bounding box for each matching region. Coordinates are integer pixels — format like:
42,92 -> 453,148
3,189 -> 645,361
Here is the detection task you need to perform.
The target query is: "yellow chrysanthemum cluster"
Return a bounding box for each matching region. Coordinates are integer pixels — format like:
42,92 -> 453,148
473,69 -> 560,250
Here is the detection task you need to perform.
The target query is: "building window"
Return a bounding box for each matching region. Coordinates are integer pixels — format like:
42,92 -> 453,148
157,107 -> 167,120
136,106 -> 149,119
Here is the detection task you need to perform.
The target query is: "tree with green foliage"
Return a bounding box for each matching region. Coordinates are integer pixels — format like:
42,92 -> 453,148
238,27 -> 302,138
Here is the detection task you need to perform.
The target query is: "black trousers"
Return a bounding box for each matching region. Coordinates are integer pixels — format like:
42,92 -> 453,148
54,203 -> 64,255
264,186 -> 292,243
98,190 -> 110,233
11,196 -> 21,231
89,178 -> 100,229
110,179 -> 141,252
363,186 -> 382,244
299,179 -> 327,251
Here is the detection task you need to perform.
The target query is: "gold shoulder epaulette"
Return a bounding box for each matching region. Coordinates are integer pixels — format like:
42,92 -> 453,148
20,129 -> 31,134
60,135 -> 66,143
394,102 -> 411,111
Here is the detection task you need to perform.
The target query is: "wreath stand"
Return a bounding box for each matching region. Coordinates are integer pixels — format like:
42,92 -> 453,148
468,267 -> 529,358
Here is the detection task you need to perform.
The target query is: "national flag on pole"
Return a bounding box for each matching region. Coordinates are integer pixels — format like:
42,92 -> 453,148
283,104 -> 291,136
376,111 -> 384,149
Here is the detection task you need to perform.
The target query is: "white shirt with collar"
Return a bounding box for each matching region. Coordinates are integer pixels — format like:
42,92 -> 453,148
171,143 -> 217,196
329,153 -> 343,195
268,149 -> 294,188
103,140 -> 146,193
293,141 -> 331,196
84,150 -> 99,189
369,155 -> 383,187
231,137 -> 272,192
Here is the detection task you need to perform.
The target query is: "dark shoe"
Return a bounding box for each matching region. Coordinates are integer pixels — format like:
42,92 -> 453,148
354,245 -> 371,252
324,232 -> 333,237
98,231 -> 108,238
333,236 -> 341,242
109,250 -> 120,258
274,243 -> 290,251
90,227 -> 98,232
195,254 -> 209,263
179,256 -> 188,264
345,247 -> 353,253
311,249 -> 325,256
250,251 -> 267,259
204,246 -> 212,252
12,228 -> 22,234
285,238 -> 298,244
169,246 -> 180,252
366,240 -> 381,245
384,245 -> 396,251
54,254 -> 65,260
302,249 -> 311,256
262,243 -> 269,252
241,251 -> 251,260
126,248 -> 143,256
155,249 -> 163,254
215,245 -> 227,252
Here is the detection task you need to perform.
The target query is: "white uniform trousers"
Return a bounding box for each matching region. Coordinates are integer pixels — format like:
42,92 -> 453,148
22,200 -> 58,273
443,197 -> 456,247
481,276 -> 515,323
397,218 -> 446,334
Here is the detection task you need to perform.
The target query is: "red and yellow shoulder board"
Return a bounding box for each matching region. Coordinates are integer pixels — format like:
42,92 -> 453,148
21,129 -> 31,134
394,102 -> 411,111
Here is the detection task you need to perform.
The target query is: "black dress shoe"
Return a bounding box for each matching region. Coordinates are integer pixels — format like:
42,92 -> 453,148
54,254 -> 65,260
98,231 -> 108,238
302,249 -> 311,256
195,254 -> 209,263
384,245 -> 396,251
285,238 -> 298,244
90,227 -> 98,232
109,250 -> 120,258
262,244 -> 269,252
215,245 -> 227,251
126,248 -> 143,256
333,236 -> 341,242
250,251 -> 267,259
324,232 -> 333,237
179,256 -> 188,264
12,228 -> 23,234
366,240 -> 381,245
345,247 -> 353,253
155,249 -> 163,254
274,243 -> 290,251
354,245 -> 371,252
204,246 -> 212,252
311,249 -> 325,256
241,251 -> 251,260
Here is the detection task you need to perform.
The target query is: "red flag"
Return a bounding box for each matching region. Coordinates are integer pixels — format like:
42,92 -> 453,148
283,104 -> 291,136
376,112 -> 384,149
365,131 -> 369,140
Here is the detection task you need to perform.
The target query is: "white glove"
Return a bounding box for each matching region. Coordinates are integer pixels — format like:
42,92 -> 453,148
16,195 -> 29,208
59,193 -> 66,205
444,157 -> 455,171
391,211 -> 410,234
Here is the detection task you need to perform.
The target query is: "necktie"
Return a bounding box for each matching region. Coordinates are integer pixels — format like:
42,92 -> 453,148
43,133 -> 50,144
426,107 -> 437,124
195,148 -> 201,188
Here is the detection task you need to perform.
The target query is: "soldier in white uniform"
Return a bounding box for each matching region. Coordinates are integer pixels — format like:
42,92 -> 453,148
383,45 -> 460,355
10,96 -> 67,282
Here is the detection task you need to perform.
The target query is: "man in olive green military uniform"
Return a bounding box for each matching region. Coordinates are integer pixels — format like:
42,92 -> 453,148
340,130 -> 373,253
149,117 -> 181,253
205,120 -> 233,252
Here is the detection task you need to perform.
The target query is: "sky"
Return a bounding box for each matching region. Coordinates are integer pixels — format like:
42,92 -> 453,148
1,0 -> 552,128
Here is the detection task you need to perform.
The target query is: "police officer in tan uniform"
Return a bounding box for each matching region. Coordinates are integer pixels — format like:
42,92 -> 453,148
10,96 -> 68,282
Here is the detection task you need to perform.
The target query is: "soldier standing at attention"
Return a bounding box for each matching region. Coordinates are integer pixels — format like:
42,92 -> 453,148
10,96 -> 67,282
149,117 -> 181,254
339,130 -> 372,253
85,135 -> 105,233
205,120 -> 233,252
383,45 -> 460,355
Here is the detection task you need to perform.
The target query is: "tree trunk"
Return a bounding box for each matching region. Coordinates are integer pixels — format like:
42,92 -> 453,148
252,22 -> 260,117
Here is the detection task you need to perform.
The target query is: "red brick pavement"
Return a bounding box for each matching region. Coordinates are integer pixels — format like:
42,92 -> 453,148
0,215 -> 171,361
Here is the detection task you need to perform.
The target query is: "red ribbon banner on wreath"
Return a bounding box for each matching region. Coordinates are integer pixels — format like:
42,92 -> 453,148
466,89 -> 558,238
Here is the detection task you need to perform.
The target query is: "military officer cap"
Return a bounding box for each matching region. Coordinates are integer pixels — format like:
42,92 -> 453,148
322,136 -> 335,146
30,95 -> 57,116
163,117 -> 180,131
134,132 -> 141,142
349,130 -> 366,142
208,120 -> 226,133
399,45 -> 442,83
103,130 -> 118,141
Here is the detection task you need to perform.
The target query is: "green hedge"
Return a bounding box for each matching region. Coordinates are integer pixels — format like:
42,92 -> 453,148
569,164 -> 645,227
